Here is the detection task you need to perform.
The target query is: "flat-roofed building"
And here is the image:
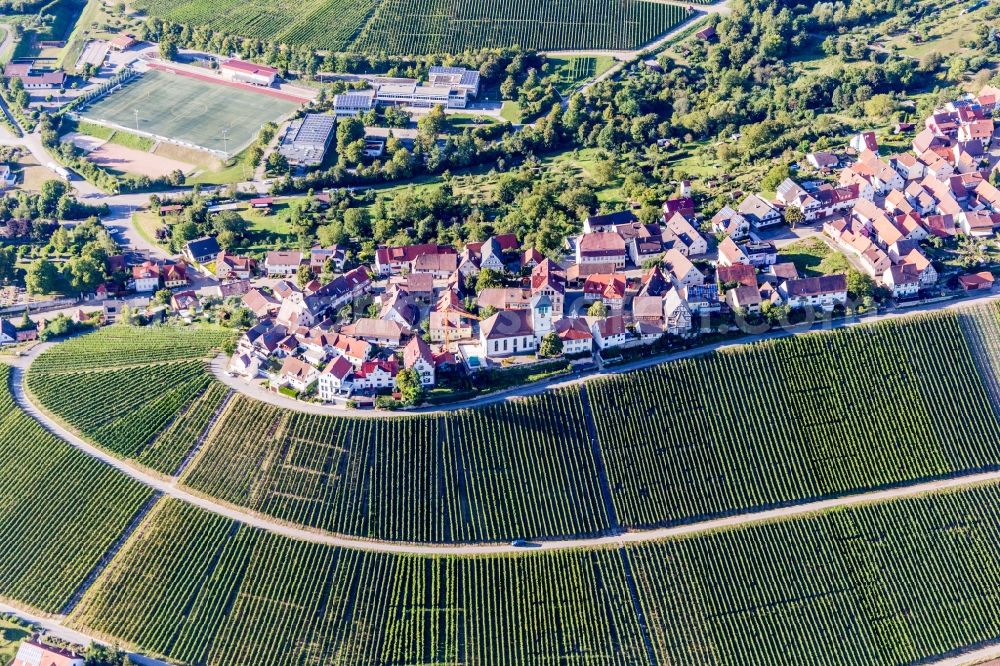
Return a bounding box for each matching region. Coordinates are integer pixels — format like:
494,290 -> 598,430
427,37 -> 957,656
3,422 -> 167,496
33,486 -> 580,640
333,89 -> 375,117
279,113 -> 335,166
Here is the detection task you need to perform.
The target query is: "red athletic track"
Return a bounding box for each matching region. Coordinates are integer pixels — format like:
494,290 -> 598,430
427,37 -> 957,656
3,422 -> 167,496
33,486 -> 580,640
146,61 -> 310,103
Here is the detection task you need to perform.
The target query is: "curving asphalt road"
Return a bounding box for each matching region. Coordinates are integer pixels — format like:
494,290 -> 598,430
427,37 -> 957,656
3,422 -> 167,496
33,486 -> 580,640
15,301 -> 1000,558
215,288 -> 1000,420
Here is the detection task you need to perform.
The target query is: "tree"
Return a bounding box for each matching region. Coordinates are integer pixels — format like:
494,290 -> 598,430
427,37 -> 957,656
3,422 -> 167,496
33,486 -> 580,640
395,367 -> 424,406
760,163 -> 791,192
25,259 -> 60,295
587,300 -> 608,317
343,207 -> 371,239
63,255 -> 104,295
0,246 -> 16,284
265,151 -> 289,175
475,268 -> 503,293
336,117 -> 365,152
784,206 -> 804,229
154,288 -> 173,306
296,263 -> 313,288
158,38 -> 178,61
846,269 -> 875,301
539,332 -> 563,358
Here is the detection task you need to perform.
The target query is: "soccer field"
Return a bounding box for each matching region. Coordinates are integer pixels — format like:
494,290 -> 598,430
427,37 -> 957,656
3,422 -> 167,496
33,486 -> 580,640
80,69 -> 300,155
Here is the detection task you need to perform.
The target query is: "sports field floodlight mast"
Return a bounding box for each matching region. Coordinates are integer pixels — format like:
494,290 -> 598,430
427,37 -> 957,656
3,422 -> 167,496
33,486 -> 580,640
222,128 -> 229,159
133,108 -> 139,132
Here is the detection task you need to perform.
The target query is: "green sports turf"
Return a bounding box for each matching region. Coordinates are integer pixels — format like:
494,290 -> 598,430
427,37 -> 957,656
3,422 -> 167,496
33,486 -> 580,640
80,69 -> 300,155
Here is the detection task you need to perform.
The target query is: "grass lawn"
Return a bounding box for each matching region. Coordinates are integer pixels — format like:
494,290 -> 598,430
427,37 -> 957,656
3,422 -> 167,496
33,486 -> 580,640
500,101 -> 523,124
242,199 -> 307,252
0,618 -> 31,665
108,129 -> 155,152
547,55 -> 616,93
131,211 -> 171,252
188,147 -> 256,185
0,26 -> 12,65
779,237 -> 850,276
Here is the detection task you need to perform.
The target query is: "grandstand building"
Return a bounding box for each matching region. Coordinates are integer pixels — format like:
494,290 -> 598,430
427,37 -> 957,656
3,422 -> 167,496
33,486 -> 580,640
220,59 -> 279,86
278,113 -> 336,167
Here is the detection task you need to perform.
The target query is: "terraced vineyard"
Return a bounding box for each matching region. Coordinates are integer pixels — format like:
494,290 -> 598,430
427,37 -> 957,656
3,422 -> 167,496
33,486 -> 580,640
588,313 -> 1000,528
69,482 -> 1000,666
27,326 -> 234,470
183,389 -> 610,542
132,0 -> 689,53
29,325 -> 233,372
0,365 -> 154,614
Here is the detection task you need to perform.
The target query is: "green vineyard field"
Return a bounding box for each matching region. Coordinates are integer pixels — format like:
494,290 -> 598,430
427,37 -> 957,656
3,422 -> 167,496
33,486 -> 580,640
132,0 -> 689,53
70,483 -> 1000,666
182,389 -> 610,542
588,313 -> 1000,528
27,326 -> 234,470
0,365 -> 154,614
29,311 -> 1000,544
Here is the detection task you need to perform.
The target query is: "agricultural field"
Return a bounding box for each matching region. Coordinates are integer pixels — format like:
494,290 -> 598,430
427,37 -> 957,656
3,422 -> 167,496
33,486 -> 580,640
133,0 -> 690,54
182,388 -> 610,542
589,312 -> 1000,529
0,364 -> 154,614
27,325 -> 235,470
80,70 -> 300,155
29,325 -> 233,372
352,0 -> 689,55
70,481 -> 1000,666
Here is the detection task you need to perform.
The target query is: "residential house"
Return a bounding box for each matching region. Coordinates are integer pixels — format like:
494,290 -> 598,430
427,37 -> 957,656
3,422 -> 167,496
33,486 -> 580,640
331,334 -> 371,368
310,246 -> 345,273
576,232 -> 626,270
216,252 -> 255,280
318,355 -> 354,400
553,317 -> 593,355
478,288 -> 532,311
530,259 -> 566,318
243,288 -> 280,319
726,284 -> 762,314
184,236 -> 221,264
341,318 -> 408,346
717,236 -> 749,267
583,273 -> 627,310
590,315 -> 628,350
132,261 -> 160,292
265,251 -> 304,277
353,357 -> 399,390
778,275 -> 848,311
411,252 -> 459,278
740,241 -> 777,268
776,179 -> 822,221
664,212 -> 708,256
480,309 -> 536,358
711,206 -> 751,239
161,261 -> 188,288
478,236 -> 507,272
883,263 -> 921,299
274,357 -> 319,392
170,290 -> 201,316
403,335 -> 436,386
663,248 -> 705,288
663,289 -> 693,336
375,243 -> 457,276
11,638 -> 84,666
737,194 -> 782,230
583,210 -> 639,234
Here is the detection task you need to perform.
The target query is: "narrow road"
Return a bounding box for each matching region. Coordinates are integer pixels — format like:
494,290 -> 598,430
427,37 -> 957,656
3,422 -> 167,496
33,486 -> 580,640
215,288 -> 1000,420
12,322 -> 1000,557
